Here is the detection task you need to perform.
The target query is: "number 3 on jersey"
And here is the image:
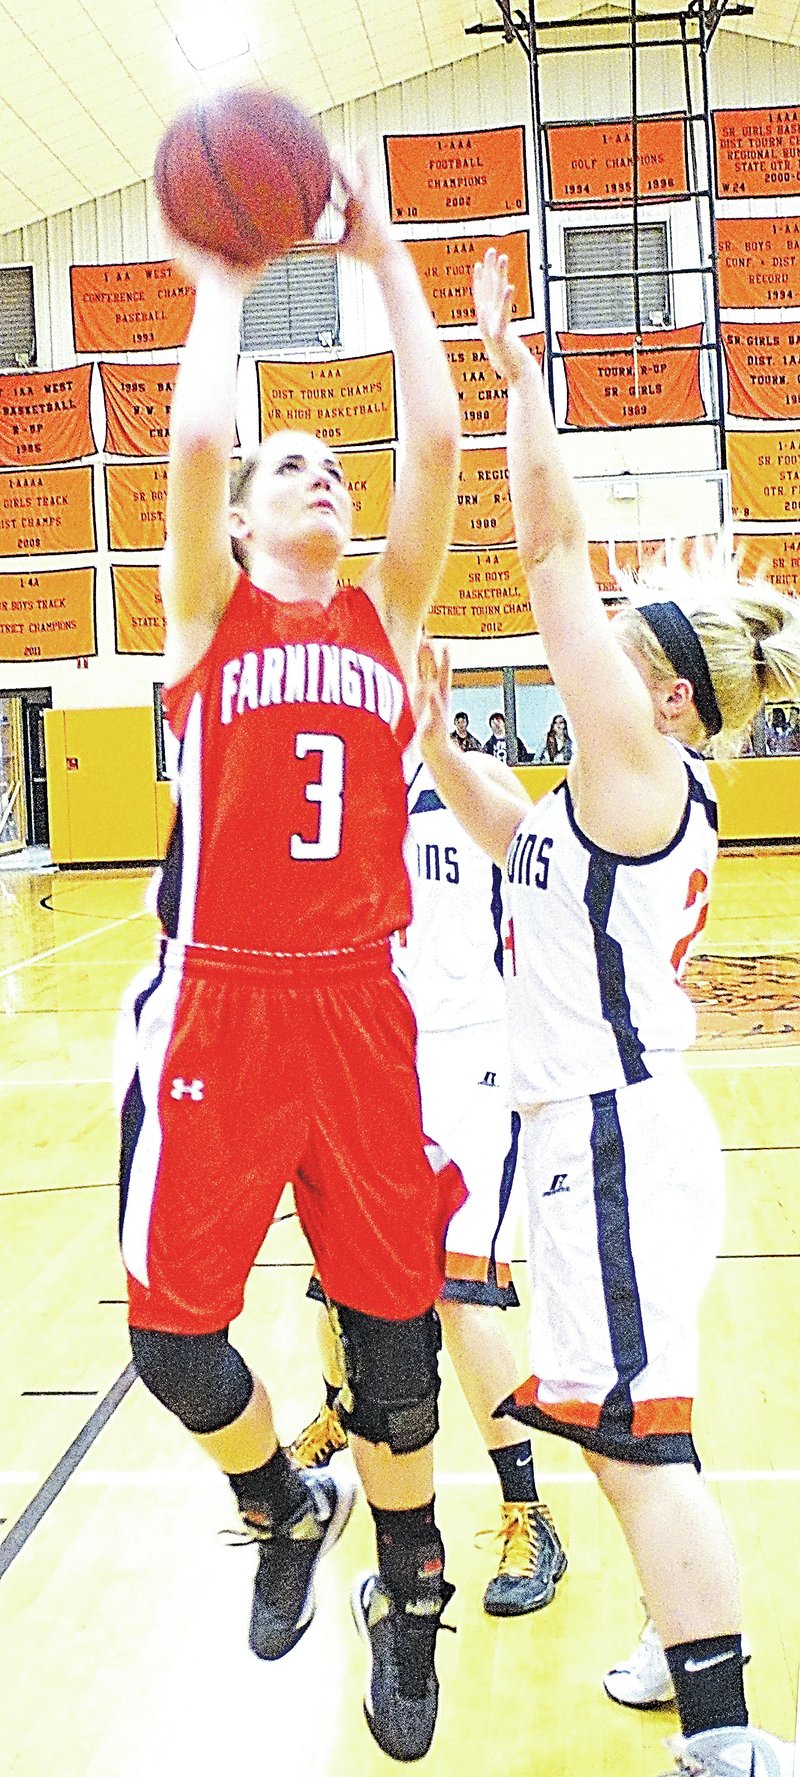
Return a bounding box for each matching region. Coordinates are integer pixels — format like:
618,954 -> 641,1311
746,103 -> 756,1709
291,733 -> 345,860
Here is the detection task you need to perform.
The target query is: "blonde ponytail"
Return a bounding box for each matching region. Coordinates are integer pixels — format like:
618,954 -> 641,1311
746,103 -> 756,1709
611,553 -> 800,753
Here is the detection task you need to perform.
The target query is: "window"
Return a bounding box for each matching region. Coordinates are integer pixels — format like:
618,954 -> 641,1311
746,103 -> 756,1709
241,250 -> 340,353
153,684 -> 179,784
564,224 -> 670,331
0,266 -> 36,368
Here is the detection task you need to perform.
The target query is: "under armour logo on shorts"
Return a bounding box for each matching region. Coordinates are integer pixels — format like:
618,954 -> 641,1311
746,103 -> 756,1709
170,1077 -> 205,1102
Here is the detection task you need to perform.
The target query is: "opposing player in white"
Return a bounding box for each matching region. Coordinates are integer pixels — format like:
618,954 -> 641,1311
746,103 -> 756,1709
292,749 -> 566,1616
413,246 -> 800,1777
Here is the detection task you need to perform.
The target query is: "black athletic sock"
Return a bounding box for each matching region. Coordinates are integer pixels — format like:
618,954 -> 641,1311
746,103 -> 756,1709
324,1378 -> 340,1411
665,1634 -> 748,1738
489,1440 -> 538,1504
227,1446 -> 309,1529
370,1501 -> 447,1699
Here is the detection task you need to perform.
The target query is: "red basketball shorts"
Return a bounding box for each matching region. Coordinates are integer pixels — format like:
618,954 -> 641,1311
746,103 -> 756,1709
117,939 -> 465,1334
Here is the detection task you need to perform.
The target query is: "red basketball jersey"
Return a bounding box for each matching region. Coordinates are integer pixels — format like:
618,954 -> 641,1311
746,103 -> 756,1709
160,574 -> 415,953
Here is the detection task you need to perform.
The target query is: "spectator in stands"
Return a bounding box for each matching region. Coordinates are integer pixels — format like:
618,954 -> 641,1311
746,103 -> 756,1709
483,711 -> 508,761
538,713 -> 573,765
451,710 -> 482,752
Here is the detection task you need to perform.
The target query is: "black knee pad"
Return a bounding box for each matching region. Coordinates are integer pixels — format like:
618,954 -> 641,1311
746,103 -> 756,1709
327,1303 -> 441,1454
129,1325 -> 253,1435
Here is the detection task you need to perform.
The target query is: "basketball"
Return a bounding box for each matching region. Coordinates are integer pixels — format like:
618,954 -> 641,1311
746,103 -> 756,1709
154,86 -> 333,269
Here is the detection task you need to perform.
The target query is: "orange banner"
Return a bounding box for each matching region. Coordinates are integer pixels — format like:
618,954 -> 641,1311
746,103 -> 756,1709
728,431 -> 800,522
258,354 -> 396,446
716,218 -> 800,310
426,548 -> 534,638
339,448 -> 393,541
560,325 -> 704,428
71,261 -> 195,354
385,128 -> 528,224
105,461 -> 169,550
588,536 -> 713,593
453,447 -> 512,547
0,366 -> 93,467
0,567 -> 95,660
722,322 -> 800,421
100,362 -> 178,456
547,117 -> 688,206
406,234 -> 533,327
734,532 -> 800,595
0,466 -> 95,557
112,564 -> 165,654
445,335 -> 544,436
339,553 -> 378,588
713,108 -> 800,198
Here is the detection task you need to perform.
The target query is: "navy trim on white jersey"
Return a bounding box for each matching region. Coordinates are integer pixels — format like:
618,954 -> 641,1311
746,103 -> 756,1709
490,863 -> 503,977
118,964 -> 164,1245
584,855 -> 650,1086
562,760 -> 708,867
410,785 -> 447,816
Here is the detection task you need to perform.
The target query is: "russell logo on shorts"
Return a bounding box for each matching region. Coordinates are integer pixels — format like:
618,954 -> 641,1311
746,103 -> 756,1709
543,1173 -> 570,1197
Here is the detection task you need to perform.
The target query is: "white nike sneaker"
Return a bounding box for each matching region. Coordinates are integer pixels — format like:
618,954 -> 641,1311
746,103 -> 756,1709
604,1612 -> 753,1711
604,1614 -> 676,1708
662,1726 -> 794,1776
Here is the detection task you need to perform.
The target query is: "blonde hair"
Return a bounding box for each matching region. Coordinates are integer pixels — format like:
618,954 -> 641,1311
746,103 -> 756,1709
229,450 -> 263,572
611,552 -> 800,755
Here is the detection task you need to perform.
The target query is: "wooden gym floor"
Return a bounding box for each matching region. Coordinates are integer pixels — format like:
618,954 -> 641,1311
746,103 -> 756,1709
0,851 -> 798,1777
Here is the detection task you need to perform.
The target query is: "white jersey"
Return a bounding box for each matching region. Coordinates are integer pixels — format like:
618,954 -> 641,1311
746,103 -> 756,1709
393,759 -> 506,1032
503,747 -> 718,1106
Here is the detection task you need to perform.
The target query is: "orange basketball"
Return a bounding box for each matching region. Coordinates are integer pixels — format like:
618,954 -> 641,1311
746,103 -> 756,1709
154,86 -> 333,269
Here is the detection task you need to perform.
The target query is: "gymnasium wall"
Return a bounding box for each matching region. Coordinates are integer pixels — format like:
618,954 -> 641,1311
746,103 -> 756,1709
0,29 -> 799,858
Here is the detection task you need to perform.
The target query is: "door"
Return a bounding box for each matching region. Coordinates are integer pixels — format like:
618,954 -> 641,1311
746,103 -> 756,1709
21,690 -> 51,845
0,694 -> 26,854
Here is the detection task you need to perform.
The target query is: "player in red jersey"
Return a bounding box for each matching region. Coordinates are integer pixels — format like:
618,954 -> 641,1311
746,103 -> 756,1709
116,151 -> 461,1763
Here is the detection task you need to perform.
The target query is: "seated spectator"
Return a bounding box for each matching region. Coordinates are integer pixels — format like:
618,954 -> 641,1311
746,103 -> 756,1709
483,711 -> 508,760
538,713 -> 573,765
787,705 -> 800,753
451,710 -> 482,752
766,706 -> 791,755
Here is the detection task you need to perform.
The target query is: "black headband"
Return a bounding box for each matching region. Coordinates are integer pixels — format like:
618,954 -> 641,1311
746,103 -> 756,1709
638,600 -> 723,738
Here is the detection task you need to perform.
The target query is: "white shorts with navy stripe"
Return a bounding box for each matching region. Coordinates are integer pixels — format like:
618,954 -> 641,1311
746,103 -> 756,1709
501,1068 -> 724,1463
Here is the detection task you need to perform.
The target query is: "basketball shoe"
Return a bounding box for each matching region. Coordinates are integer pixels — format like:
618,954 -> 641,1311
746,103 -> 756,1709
660,1727 -> 794,1776
482,1501 -> 567,1616
289,1401 -> 349,1468
243,1468 -> 357,1660
352,1570 -> 455,1762
604,1608 -> 752,1709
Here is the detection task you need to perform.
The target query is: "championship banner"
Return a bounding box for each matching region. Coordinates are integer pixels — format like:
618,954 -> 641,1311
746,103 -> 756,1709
453,447 -> 513,547
734,532 -> 800,595
0,366 -> 93,466
100,362 -> 179,456
560,324 -> 704,428
71,261 -> 195,354
0,567 -> 96,660
339,448 -> 393,541
105,461 -> 168,550
546,117 -> 688,206
713,108 -> 800,198
722,322 -> 800,421
728,431 -> 800,522
588,536 -> 711,592
405,234 -> 533,327
716,218 -> 800,310
112,564 -> 165,654
0,465 -> 95,557
258,353 -> 396,446
384,128 -> 528,223
445,334 -> 544,436
339,552 -> 378,588
427,547 -> 534,638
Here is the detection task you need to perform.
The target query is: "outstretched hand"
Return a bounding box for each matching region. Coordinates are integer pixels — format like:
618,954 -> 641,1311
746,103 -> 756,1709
413,639 -> 452,764
473,248 -> 529,384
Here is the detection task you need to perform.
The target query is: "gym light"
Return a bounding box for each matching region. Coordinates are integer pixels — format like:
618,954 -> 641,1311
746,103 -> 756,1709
175,11 -> 250,71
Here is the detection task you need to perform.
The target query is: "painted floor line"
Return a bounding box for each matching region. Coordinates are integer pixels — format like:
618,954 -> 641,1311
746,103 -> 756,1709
3,1467 -> 800,1490
0,1077 -> 113,1088
0,908 -> 147,983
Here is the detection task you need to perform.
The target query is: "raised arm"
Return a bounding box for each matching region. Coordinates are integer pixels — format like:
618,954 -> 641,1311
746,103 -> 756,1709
474,256 -> 671,759
414,642 -> 529,867
160,257 -> 254,685
341,156 -> 460,681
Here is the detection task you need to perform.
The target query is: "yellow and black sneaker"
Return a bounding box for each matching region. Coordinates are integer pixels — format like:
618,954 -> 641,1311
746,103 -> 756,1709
289,1402 -> 349,1469
482,1502 -> 567,1617
352,1570 -> 456,1762
244,1468 -> 357,1660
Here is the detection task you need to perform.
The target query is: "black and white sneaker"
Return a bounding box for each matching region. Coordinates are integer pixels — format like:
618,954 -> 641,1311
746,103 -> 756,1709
246,1468 -> 357,1660
351,1572 -> 454,1763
